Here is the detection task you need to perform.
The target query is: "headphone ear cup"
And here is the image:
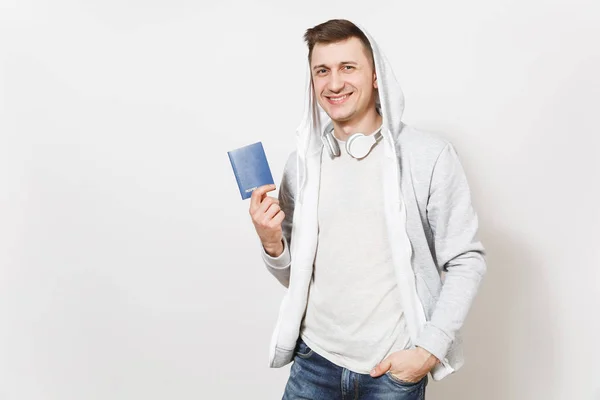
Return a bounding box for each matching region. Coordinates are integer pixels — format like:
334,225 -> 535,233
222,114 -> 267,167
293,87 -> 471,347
346,133 -> 375,159
322,131 -> 340,158
331,135 -> 340,157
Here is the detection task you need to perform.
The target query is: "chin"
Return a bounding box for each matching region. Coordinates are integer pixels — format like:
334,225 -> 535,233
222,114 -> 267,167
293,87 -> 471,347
324,108 -> 353,122
330,113 -> 354,124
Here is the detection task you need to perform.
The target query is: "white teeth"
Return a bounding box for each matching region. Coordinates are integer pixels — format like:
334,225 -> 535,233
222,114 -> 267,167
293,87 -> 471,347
329,94 -> 349,102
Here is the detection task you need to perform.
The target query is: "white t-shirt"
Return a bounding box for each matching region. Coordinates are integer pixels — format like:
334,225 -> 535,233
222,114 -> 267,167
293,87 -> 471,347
300,132 -> 412,374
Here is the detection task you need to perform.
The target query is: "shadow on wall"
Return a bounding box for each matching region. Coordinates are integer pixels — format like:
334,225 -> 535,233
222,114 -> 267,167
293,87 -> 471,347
426,227 -> 559,400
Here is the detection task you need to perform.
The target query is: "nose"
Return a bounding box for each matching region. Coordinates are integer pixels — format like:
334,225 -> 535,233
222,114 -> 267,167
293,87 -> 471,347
327,71 -> 345,93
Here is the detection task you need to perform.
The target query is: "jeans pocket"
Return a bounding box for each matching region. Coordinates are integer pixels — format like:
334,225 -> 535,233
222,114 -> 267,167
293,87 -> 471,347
385,371 -> 425,387
294,338 -> 314,359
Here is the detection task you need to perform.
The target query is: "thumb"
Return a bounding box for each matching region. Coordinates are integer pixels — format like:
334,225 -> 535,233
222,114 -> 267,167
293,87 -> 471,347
370,358 -> 392,377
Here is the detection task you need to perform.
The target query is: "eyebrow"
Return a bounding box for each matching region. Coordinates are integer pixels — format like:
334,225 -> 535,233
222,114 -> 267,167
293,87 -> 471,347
312,61 -> 358,71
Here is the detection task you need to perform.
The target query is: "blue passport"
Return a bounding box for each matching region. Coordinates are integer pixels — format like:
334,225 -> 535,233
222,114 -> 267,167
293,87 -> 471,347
227,141 -> 275,200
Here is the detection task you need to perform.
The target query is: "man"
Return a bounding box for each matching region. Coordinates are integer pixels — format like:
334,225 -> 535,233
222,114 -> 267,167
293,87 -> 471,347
249,19 -> 486,399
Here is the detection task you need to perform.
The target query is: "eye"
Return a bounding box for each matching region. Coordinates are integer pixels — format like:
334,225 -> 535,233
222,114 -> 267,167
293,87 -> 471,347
343,65 -> 355,70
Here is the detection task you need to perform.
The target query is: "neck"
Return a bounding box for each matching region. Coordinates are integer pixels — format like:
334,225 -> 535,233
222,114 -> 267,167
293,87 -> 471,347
332,108 -> 382,142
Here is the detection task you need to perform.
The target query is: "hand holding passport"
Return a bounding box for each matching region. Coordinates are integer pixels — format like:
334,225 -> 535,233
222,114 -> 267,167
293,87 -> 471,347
227,142 -> 285,257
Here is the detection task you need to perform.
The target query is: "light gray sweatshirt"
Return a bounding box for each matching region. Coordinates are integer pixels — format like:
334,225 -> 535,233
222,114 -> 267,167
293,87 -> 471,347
260,24 -> 486,381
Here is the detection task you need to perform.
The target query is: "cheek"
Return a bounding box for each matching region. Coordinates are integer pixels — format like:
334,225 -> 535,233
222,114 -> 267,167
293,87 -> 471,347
313,80 -> 326,95
351,76 -> 371,92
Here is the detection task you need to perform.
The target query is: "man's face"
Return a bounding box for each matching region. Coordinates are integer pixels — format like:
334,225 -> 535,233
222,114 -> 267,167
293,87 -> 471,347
310,37 -> 377,125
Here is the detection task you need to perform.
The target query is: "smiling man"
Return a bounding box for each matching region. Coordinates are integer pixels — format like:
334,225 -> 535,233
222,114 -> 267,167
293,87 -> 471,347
249,19 -> 487,399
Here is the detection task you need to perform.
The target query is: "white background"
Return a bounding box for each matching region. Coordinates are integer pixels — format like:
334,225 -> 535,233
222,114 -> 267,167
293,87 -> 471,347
1,0 -> 599,399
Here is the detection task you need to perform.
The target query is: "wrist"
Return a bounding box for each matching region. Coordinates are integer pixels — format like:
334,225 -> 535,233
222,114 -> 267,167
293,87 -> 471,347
263,239 -> 284,257
416,346 -> 440,365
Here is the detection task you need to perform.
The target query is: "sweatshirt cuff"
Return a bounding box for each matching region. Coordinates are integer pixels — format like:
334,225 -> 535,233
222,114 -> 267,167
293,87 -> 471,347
414,323 -> 453,365
261,237 -> 291,270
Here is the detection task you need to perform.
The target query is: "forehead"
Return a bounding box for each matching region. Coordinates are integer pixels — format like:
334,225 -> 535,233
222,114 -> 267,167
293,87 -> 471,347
311,37 -> 370,67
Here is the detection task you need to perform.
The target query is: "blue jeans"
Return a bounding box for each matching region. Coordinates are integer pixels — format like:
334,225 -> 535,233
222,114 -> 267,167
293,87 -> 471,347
283,338 -> 428,400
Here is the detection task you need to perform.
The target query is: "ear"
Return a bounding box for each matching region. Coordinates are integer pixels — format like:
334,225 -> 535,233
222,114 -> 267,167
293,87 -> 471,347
373,72 -> 378,89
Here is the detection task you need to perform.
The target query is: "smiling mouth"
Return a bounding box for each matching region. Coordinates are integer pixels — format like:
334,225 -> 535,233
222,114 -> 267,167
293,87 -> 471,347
326,93 -> 352,104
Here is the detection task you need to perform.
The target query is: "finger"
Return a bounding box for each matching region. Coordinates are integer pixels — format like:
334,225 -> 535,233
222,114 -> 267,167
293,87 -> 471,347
252,198 -> 279,227
250,184 -> 275,213
370,358 -> 392,377
250,184 -> 276,213
257,196 -> 279,215
271,210 -> 285,226
251,198 -> 279,226
263,203 -> 281,221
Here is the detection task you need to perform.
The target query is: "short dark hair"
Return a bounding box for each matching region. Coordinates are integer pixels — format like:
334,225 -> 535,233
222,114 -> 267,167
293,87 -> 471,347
303,19 -> 374,67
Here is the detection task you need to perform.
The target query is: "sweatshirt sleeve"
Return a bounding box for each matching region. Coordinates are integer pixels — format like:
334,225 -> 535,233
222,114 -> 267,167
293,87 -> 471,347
260,152 -> 296,288
414,143 -> 487,363
261,236 -> 291,270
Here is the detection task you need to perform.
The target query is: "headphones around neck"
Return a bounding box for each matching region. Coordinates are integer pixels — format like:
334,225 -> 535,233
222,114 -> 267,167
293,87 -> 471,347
322,125 -> 384,159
